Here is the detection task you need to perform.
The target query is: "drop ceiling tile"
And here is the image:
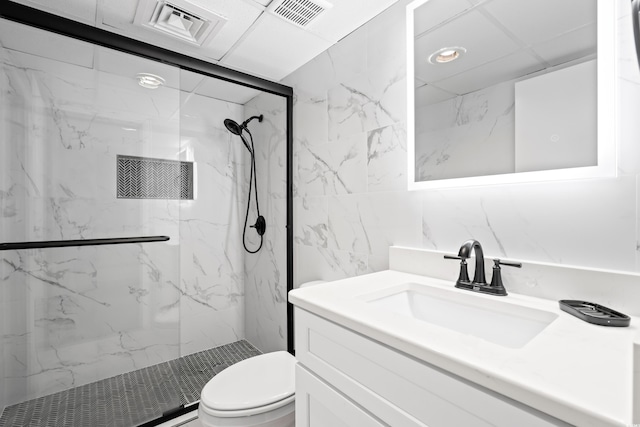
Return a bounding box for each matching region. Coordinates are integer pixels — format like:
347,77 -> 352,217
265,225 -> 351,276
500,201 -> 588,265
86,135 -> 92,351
414,10 -> 520,84
482,0 -> 596,46
413,0 -> 474,36
99,0 -> 263,62
531,23 -> 597,66
9,0 -> 97,25
0,18 -> 94,68
434,50 -> 544,95
306,0 -> 399,42
7,0 -> 403,86
222,13 -> 332,81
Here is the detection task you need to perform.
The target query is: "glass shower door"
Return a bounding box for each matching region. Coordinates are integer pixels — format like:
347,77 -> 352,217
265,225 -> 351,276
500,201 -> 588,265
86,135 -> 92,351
0,18 -> 182,426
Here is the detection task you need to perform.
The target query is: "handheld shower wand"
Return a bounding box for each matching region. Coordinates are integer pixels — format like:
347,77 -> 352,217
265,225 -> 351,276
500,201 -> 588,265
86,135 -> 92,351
224,114 -> 266,253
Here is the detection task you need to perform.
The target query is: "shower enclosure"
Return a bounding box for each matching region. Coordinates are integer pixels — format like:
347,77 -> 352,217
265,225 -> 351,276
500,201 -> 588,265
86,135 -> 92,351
0,3 -> 293,426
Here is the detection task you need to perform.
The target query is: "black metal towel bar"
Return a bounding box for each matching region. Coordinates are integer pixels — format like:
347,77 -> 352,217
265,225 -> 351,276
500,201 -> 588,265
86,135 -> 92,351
0,236 -> 170,251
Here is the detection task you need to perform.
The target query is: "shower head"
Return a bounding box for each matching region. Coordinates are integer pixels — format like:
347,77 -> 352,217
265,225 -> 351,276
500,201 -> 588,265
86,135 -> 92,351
224,118 -> 252,153
224,115 -> 264,153
224,118 -> 243,136
242,115 -> 263,128
224,115 -> 264,136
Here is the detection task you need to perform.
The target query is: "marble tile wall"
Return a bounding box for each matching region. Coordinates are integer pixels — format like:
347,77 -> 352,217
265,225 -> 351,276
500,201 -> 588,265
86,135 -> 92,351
415,80 -> 515,181
0,31 -> 248,409
178,86 -> 247,357
284,0 -> 640,291
243,93 -> 288,353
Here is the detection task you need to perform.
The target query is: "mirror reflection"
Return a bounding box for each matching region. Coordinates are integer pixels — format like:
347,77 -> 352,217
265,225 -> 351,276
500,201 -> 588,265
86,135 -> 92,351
413,0 -> 597,182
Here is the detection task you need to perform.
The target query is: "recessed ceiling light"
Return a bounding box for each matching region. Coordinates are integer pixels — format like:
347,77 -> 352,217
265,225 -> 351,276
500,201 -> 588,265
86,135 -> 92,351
136,73 -> 166,89
428,47 -> 466,64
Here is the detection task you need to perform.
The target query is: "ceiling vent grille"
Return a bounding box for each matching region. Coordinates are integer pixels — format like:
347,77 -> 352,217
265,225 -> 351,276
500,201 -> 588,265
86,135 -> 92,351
268,0 -> 333,28
134,0 -> 227,46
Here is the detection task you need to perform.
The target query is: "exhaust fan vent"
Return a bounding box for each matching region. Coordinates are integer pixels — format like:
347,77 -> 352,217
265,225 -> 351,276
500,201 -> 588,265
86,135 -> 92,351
134,0 -> 227,46
268,0 -> 333,28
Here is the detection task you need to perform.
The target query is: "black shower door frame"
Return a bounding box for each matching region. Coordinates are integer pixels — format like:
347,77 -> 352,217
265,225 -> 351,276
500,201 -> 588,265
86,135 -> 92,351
0,0 -> 296,380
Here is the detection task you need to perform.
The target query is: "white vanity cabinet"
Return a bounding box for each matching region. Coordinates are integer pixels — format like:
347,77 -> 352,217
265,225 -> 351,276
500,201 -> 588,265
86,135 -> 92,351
294,308 -> 570,427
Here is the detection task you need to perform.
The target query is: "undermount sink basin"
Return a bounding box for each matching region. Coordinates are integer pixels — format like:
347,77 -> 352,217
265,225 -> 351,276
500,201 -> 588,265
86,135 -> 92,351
366,283 -> 558,349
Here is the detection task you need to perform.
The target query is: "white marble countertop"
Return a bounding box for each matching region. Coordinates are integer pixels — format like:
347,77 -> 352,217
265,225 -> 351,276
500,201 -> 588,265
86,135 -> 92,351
289,270 -> 637,427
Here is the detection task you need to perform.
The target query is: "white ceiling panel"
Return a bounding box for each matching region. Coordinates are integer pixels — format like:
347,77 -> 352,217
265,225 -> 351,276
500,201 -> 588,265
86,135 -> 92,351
531,24 -> 597,67
414,10 -> 520,84
99,0 -> 263,62
413,0 -> 473,36
223,13 -> 332,80
306,0 -> 399,42
0,18 -> 95,68
433,50 -> 544,95
9,0 -> 97,25
483,0 -> 596,46
7,0 -> 401,85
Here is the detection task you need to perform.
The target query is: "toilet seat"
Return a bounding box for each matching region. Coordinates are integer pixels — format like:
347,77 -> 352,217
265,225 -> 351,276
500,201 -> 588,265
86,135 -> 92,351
200,351 -> 296,418
200,394 -> 295,418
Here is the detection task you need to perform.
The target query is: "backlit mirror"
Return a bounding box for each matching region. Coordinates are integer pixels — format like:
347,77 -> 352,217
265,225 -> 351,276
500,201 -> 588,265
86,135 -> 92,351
407,0 -> 616,190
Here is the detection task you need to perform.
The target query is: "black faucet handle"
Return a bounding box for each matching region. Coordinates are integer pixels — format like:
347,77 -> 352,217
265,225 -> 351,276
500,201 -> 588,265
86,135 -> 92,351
493,259 -> 522,268
444,254 -> 470,284
488,259 -> 522,296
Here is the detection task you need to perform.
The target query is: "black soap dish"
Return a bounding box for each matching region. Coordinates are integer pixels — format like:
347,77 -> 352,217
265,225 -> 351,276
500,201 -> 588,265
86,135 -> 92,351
559,300 -> 630,327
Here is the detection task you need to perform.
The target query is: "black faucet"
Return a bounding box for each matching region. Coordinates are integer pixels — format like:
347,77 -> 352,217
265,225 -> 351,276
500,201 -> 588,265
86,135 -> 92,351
457,239 -> 486,286
445,240 -> 521,296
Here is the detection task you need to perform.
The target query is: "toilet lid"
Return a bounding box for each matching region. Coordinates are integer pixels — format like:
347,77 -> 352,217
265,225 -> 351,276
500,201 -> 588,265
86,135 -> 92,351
200,351 -> 296,411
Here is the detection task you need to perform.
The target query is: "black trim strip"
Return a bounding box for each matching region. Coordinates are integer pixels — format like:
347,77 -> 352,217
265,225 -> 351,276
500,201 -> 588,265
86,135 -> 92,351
136,403 -> 199,427
0,236 -> 170,251
286,94 -> 295,355
632,0 -> 640,70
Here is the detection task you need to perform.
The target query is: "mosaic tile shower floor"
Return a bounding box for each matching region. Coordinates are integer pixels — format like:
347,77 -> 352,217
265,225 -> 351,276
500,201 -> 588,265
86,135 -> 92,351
0,340 -> 261,427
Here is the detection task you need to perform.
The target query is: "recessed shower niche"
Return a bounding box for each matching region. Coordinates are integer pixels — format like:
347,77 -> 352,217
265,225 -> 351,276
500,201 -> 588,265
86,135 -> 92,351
0,5 -> 293,425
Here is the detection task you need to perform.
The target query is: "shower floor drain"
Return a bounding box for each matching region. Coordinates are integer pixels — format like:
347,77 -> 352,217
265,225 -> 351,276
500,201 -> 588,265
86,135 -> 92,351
0,340 -> 261,427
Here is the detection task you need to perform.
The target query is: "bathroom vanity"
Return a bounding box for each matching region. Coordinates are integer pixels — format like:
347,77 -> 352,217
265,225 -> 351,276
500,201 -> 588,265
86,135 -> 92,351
289,247 -> 638,427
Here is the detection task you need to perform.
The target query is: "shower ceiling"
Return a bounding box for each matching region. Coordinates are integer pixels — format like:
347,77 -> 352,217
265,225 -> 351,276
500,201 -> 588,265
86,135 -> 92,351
6,0 -> 399,81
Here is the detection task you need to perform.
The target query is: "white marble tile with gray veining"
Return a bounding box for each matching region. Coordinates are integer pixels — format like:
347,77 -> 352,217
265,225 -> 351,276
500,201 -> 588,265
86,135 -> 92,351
367,123 -> 407,192
414,81 -> 515,181
242,92 -> 288,353
327,192 -> 423,258
296,133 -> 367,197
294,196 -> 329,248
422,176 -> 637,271
292,92 -> 329,147
328,77 -> 404,142
294,243 -> 368,287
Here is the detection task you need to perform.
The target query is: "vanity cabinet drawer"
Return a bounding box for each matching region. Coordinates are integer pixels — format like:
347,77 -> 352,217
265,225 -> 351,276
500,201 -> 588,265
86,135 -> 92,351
296,364 -> 386,427
295,308 -> 569,427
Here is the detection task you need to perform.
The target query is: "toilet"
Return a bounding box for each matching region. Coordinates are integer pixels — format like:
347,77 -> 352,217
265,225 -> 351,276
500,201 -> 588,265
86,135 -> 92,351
198,280 -> 325,427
